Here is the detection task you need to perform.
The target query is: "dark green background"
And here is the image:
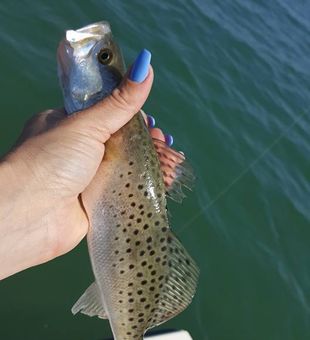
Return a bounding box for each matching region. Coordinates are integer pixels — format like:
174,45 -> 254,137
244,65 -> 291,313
0,1 -> 309,339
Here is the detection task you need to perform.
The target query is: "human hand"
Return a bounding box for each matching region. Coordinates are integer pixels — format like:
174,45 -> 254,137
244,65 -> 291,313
0,51 -> 171,280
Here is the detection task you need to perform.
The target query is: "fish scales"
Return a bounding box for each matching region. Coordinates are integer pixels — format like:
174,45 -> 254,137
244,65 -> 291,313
57,21 -> 199,340
85,114 -> 170,339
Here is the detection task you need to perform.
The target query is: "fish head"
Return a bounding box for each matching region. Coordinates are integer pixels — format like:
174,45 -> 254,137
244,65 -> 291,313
57,21 -> 126,114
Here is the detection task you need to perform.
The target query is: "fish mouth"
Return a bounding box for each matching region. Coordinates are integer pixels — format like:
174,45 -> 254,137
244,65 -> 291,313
66,21 -> 112,46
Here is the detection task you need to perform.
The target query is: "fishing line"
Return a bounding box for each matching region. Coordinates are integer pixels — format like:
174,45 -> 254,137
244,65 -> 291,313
179,109 -> 309,234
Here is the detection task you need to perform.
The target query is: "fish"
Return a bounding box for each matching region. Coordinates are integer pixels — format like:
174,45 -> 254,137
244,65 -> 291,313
57,21 -> 199,340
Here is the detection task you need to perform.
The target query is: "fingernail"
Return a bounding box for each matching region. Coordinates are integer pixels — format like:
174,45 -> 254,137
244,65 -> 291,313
147,115 -> 156,128
165,134 -> 174,147
129,49 -> 152,83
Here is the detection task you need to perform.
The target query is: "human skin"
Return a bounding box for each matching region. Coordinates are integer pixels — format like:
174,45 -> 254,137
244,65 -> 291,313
0,66 -> 166,280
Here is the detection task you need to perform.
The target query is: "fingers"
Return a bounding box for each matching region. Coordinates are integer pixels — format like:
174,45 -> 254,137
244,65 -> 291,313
150,127 -> 165,142
76,50 -> 154,143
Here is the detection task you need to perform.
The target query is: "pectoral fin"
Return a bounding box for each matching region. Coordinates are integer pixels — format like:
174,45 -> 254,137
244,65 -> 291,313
71,281 -> 107,319
153,139 -> 195,203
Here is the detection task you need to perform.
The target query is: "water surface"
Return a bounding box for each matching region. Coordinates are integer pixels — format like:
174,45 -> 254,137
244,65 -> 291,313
0,1 -> 309,339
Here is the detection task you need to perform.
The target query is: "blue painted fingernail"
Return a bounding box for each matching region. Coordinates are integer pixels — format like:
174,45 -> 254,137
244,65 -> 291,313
147,115 -> 156,128
165,134 -> 174,147
129,49 -> 152,83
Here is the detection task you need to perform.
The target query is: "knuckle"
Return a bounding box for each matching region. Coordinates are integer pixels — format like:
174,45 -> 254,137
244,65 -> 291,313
109,87 -> 136,113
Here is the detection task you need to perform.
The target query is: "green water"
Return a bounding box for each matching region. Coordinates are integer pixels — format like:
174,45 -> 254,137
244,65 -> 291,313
0,1 -> 309,339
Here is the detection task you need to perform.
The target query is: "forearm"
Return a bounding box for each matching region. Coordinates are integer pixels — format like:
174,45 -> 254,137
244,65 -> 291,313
0,157 -> 55,279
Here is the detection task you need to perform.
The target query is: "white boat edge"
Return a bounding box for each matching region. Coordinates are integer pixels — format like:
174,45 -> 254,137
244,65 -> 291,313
145,330 -> 193,339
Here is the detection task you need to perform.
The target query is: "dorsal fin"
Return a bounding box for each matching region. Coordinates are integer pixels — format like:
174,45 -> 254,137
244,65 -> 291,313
146,231 -> 199,329
153,139 -> 195,203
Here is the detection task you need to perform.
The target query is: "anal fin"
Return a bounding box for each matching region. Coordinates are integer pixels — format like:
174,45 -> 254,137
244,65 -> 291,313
71,281 -> 107,319
147,231 -> 199,328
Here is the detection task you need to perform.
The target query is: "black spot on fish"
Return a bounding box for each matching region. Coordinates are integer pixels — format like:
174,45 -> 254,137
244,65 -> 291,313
126,248 -> 132,253
125,183 -> 130,188
129,298 -> 134,303
128,282 -> 133,287
158,275 -> 164,281
144,191 -> 148,197
150,286 -> 155,291
119,258 -> 124,262
162,227 -> 168,232
123,228 -> 127,233
147,245 -> 152,251
143,224 -> 149,230
129,161 -> 134,166
129,214 -> 135,219
120,270 -> 125,274
155,257 -> 161,263
115,250 -> 119,255
118,193 -> 122,196
138,204 -> 144,209
155,221 -> 160,226
140,297 -> 146,303
148,265 -> 153,269
138,184 -> 144,190
126,238 -> 131,243
141,280 -> 147,285
137,290 -> 143,295
140,250 -> 145,256
150,250 -> 155,256
131,202 -> 136,207
137,272 -> 143,278
129,309 -> 134,313
151,270 -> 156,275
145,304 -> 151,309
128,171 -> 132,175
135,241 -> 141,246
147,212 -> 152,218
129,264 -> 134,269
140,211 -> 145,215
137,218 -> 142,223
161,246 -> 167,251
119,300 -> 123,303
116,224 -> 121,228
141,261 -> 147,266
146,237 -> 152,243
138,318 -> 144,323
129,193 -> 133,198
134,229 -> 139,235
115,237 -> 119,241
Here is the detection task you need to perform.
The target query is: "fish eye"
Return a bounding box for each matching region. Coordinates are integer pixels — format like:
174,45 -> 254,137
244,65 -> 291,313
98,48 -> 113,65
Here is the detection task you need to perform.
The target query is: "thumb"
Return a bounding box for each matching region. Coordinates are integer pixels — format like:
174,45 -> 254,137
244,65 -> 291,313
75,49 -> 153,142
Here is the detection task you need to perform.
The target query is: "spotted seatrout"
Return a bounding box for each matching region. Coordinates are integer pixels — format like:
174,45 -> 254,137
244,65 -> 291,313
57,21 -> 199,340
